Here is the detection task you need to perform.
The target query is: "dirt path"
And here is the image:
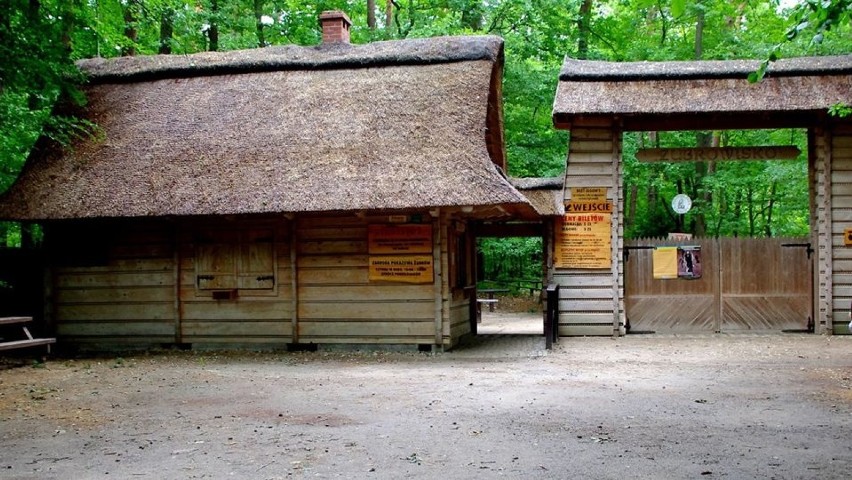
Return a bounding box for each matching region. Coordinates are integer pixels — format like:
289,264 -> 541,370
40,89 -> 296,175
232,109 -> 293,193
1,334 -> 851,479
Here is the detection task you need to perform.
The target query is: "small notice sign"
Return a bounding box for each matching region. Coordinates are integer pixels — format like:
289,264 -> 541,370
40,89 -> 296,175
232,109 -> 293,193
570,187 -> 607,203
845,228 -> 852,246
368,224 -> 432,254
368,255 -> 434,283
555,211 -> 612,269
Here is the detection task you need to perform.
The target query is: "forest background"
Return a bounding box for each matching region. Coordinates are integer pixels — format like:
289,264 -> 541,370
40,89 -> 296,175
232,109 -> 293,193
0,0 -> 850,287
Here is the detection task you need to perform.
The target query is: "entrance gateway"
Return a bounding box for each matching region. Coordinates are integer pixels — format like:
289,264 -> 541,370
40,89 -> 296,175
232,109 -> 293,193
550,55 -> 852,336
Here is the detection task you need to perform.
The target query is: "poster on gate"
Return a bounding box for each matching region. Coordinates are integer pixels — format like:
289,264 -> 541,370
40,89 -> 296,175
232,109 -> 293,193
677,246 -> 702,279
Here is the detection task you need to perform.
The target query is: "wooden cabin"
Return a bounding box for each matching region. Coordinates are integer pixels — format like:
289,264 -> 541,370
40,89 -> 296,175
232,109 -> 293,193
550,55 -> 852,336
0,11 -> 538,351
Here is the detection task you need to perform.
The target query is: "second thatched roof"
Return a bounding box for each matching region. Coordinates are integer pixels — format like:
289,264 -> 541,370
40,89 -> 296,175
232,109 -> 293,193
553,54 -> 852,130
0,35 -> 537,221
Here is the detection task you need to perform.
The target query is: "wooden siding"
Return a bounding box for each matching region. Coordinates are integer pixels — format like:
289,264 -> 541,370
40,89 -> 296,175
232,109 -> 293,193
555,120 -> 624,336
625,237 -> 811,333
830,126 -> 852,334
53,220 -> 177,345
296,215 -> 438,345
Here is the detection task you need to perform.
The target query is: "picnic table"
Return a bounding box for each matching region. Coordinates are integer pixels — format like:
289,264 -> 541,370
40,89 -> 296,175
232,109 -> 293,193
478,288 -> 509,312
0,316 -> 55,354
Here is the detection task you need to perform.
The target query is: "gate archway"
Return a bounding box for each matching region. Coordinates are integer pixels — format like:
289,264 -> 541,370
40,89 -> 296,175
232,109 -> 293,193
551,55 -> 852,336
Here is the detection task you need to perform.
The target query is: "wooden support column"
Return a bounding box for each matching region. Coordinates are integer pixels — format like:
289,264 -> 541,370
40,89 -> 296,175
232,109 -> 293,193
432,210 -> 443,350
713,238 -> 722,333
816,127 -> 833,335
611,125 -> 622,338
290,218 -> 300,343
173,224 -> 182,344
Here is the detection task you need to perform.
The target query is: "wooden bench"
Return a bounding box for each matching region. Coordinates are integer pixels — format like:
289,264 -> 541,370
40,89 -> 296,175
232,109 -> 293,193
0,316 -> 56,354
475,299 -> 499,323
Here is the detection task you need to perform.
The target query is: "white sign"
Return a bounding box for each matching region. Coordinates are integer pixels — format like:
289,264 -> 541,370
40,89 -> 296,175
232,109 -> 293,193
672,194 -> 692,214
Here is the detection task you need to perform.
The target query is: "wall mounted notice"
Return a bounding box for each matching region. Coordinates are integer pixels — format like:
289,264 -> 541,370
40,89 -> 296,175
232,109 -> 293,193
368,255 -> 434,283
368,224 -> 432,254
555,211 -> 612,269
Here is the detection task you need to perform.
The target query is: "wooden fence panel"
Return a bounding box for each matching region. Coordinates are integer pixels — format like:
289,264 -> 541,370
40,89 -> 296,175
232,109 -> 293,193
625,238 -> 717,333
625,237 -> 811,333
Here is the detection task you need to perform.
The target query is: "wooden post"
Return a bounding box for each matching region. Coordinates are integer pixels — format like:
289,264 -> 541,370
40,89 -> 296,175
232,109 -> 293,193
290,218 -> 299,344
611,126 -> 622,337
714,237 -> 722,333
821,127 -> 834,335
173,224 -> 182,344
432,210 -> 443,351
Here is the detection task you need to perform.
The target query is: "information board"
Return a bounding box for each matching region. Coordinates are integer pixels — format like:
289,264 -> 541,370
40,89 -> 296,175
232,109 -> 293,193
368,255 -> 434,283
555,212 -> 612,269
368,224 -> 432,254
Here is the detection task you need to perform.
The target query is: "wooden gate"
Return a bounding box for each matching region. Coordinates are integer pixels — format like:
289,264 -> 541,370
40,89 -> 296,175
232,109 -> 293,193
625,237 -> 812,333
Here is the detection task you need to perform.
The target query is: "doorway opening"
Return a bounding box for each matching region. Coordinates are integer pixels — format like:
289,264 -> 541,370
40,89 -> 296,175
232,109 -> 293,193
475,235 -> 545,336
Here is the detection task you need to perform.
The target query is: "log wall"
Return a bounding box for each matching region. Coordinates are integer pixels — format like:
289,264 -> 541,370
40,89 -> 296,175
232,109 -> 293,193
49,213 -> 470,348
555,119 -> 625,336
53,219 -> 177,345
827,124 -> 852,334
296,215 -> 438,345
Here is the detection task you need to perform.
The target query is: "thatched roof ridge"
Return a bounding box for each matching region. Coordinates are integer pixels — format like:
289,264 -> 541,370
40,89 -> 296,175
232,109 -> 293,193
80,35 -> 504,83
510,176 -> 564,190
560,54 -> 852,81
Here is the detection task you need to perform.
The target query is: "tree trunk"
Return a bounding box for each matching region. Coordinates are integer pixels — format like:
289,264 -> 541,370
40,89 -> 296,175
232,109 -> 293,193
627,184 -> 638,228
368,0 -> 377,30
764,181 -> 777,237
254,0 -> 266,47
208,0 -> 219,52
694,4 -> 705,60
577,0 -> 593,59
159,7 -> 175,54
122,0 -> 139,56
385,0 -> 393,34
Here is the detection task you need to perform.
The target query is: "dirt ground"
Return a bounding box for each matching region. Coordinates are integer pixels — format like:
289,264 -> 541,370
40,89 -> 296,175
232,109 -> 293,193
1,328 -> 851,479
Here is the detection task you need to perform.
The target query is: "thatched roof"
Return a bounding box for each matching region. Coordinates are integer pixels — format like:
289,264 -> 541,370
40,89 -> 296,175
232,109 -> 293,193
0,36 -> 535,221
553,55 -> 852,130
511,176 -> 565,217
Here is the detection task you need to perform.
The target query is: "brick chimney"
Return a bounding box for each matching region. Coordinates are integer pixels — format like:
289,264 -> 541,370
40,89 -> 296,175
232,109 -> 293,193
319,10 -> 352,44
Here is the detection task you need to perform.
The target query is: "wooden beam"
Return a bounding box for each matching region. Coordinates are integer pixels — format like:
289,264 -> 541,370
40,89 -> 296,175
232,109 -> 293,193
636,146 -> 801,163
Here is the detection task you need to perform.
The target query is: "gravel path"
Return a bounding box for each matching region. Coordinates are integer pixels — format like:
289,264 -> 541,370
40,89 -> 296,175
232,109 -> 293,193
1,334 -> 851,479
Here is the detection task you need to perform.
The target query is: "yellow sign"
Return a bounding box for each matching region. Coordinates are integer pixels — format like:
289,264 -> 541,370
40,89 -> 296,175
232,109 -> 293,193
570,187 -> 607,203
368,224 -> 432,254
565,201 -> 613,213
369,255 -> 434,283
652,247 -> 678,279
555,212 -> 612,269
845,228 -> 852,246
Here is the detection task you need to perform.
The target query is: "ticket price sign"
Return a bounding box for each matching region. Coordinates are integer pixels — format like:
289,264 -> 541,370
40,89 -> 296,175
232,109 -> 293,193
555,212 -> 612,269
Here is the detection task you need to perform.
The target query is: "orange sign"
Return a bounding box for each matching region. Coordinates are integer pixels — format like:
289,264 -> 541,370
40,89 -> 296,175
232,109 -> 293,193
368,255 -> 434,283
555,212 -> 612,269
368,224 -> 432,254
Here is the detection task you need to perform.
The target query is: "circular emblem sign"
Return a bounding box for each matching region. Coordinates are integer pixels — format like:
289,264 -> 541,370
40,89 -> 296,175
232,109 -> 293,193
672,194 -> 692,214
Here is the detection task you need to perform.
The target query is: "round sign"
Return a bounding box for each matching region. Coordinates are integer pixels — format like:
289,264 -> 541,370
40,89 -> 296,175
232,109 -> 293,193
672,194 -> 692,214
